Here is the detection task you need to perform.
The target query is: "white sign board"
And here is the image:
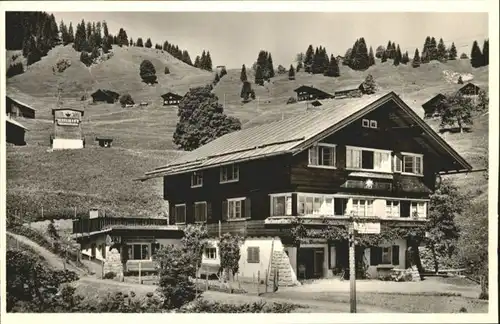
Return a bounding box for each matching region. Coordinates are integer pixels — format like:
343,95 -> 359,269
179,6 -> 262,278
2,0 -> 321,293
354,222 -> 381,234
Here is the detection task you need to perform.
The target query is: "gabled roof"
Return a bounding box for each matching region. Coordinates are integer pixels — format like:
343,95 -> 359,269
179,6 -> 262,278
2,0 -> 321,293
293,85 -> 334,97
310,100 -> 323,107
138,92 -> 472,181
52,108 -> 85,116
457,82 -> 481,94
91,89 -> 120,99
335,83 -> 364,93
6,117 -> 28,130
421,93 -> 447,109
6,95 -> 36,111
161,92 -> 183,99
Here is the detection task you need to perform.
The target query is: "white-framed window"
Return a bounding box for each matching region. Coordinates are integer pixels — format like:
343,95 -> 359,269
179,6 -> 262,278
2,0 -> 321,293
297,193 -> 334,216
194,201 -> 207,223
126,243 -> 151,260
394,153 -> 423,175
220,164 -> 239,183
308,143 -> 336,168
270,194 -> 293,216
362,119 -> 370,128
385,200 -> 400,217
204,247 -> 217,260
351,199 -> 374,217
369,120 -> 378,129
175,204 -> 186,224
346,146 -> 392,173
228,198 -> 244,219
191,171 -> 203,188
411,201 -> 427,218
381,247 -> 392,264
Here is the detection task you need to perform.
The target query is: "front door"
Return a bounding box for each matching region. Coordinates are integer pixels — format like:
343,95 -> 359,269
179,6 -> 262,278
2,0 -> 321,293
313,249 -> 324,278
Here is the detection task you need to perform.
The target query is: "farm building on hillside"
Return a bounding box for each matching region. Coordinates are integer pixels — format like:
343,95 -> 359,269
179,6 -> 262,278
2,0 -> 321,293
91,89 -> 120,104
74,91 -> 474,285
294,85 -> 334,102
96,136 -> 113,148
161,92 -> 183,106
6,117 -> 27,146
6,96 -> 36,119
457,82 -> 482,96
421,93 -> 447,118
51,108 -> 85,150
334,83 -> 365,99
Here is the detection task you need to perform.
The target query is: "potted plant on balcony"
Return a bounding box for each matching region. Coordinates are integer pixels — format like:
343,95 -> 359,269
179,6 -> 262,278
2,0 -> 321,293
412,211 -> 420,219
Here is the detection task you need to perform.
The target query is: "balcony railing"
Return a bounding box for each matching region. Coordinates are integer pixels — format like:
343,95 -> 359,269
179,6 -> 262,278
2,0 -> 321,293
342,179 -> 393,191
72,216 -> 170,235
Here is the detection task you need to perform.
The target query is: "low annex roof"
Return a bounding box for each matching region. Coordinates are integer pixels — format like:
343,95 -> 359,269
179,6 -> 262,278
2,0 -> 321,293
138,91 -> 472,181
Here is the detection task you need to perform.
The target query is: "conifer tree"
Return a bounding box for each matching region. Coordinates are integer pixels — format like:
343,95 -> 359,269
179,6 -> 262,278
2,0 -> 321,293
470,40 -> 483,68
457,75 -> 464,84
429,37 -> 438,61
214,73 -> 220,84
381,50 -> 387,63
194,56 -> 200,68
205,51 -> 213,72
304,45 -> 314,73
267,53 -> 275,78
412,48 -> 421,68
437,38 -> 447,61
240,64 -> 247,82
136,37 -> 144,47
200,50 -> 207,69
145,38 -> 152,48
401,51 -> 410,65
448,42 -> 457,60
482,39 -> 489,66
385,41 -> 393,59
375,45 -> 385,59
368,46 -> 375,66
350,38 -> 370,70
288,64 -> 295,80
421,36 -> 431,63
68,22 -> 74,43
130,38 -> 133,46
255,65 -> 264,86
324,54 -> 340,77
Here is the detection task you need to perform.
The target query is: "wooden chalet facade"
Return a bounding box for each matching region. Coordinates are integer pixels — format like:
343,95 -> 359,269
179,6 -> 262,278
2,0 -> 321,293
161,92 -> 183,106
6,117 -> 27,146
457,82 -> 481,96
132,92 -> 471,284
91,89 -> 120,104
422,82 -> 482,118
6,96 -> 36,119
294,86 -> 334,102
334,83 -> 365,99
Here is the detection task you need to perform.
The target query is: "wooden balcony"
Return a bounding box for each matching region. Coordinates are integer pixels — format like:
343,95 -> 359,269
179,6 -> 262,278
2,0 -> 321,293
72,216 -> 170,235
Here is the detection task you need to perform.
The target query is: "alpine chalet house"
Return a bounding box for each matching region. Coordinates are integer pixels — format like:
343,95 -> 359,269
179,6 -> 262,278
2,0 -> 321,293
294,85 -> 334,102
161,92 -> 183,106
139,91 -> 472,285
51,108 -> 85,150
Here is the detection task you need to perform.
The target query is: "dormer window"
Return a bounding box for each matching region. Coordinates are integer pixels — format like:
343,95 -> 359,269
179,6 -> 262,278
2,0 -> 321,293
308,143 -> 336,168
220,164 -> 239,183
362,119 -> 378,129
191,171 -> 203,188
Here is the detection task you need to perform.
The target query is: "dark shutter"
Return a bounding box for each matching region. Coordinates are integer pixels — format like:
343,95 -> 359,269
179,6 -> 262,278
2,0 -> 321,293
247,247 -> 260,263
221,200 -> 228,221
206,202 -> 212,222
169,204 -> 176,225
254,247 -> 260,263
244,197 -> 251,219
247,247 -> 252,263
186,203 -> 194,224
370,247 -> 381,266
291,193 -> 298,216
392,245 -> 400,266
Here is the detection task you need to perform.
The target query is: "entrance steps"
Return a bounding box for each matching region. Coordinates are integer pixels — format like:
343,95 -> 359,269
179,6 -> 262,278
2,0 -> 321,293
267,250 -> 300,287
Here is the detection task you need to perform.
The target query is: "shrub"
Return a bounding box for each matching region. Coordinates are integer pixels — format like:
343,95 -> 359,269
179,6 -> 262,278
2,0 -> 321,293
140,59 -> 157,84
286,97 -> 297,104
103,271 -> 117,280
54,58 -> 71,73
6,62 -> 24,78
164,66 -> 170,74
119,94 -> 135,107
80,51 -> 93,67
218,233 -> 244,279
179,299 -> 302,313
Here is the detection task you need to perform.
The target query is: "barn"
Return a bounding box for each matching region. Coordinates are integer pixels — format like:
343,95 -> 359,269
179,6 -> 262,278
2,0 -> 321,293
457,82 -> 481,96
51,108 -> 85,150
293,85 -> 334,102
6,96 -> 36,119
91,89 -> 120,104
6,117 -> 27,146
161,92 -> 183,106
421,93 -> 447,118
334,83 -> 365,99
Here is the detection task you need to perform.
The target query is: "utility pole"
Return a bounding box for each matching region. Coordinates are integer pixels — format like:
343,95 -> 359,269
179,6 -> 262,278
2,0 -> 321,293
223,93 -> 226,109
349,225 -> 357,313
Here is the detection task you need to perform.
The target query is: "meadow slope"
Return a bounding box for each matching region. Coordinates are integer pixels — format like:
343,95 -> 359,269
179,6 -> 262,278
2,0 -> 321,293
5,44 -> 489,218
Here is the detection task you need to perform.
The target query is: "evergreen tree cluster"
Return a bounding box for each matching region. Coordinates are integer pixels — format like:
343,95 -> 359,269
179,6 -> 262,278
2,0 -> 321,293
254,50 -> 275,85
300,45 -> 340,77
470,39 -> 489,68
343,38 -> 374,71
6,12 -> 60,66
420,36 -> 458,63
193,50 -> 213,71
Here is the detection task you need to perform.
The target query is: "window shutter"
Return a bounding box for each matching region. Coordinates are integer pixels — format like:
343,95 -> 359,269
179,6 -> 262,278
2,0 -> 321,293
247,247 -> 252,263
207,202 -> 212,221
392,245 -> 400,265
244,198 -> 251,219
170,205 -> 176,225
394,154 -> 402,173
370,247 -> 378,265
255,247 -> 260,263
222,200 -> 228,221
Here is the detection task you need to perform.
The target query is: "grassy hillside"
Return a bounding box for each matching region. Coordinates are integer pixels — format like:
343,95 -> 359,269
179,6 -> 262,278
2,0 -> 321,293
5,44 -> 489,219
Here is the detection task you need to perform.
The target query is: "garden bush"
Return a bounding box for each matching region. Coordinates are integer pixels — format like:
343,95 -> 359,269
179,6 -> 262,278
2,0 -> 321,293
286,97 -> 297,104
178,299 -> 302,313
7,62 -> 24,78
103,271 -> 117,280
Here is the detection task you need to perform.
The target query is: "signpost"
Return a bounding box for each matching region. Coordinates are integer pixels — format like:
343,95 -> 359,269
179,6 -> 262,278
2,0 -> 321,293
349,218 -> 381,313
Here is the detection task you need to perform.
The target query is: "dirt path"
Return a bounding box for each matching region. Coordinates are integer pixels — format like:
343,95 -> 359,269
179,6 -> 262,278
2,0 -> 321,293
6,231 -> 87,275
